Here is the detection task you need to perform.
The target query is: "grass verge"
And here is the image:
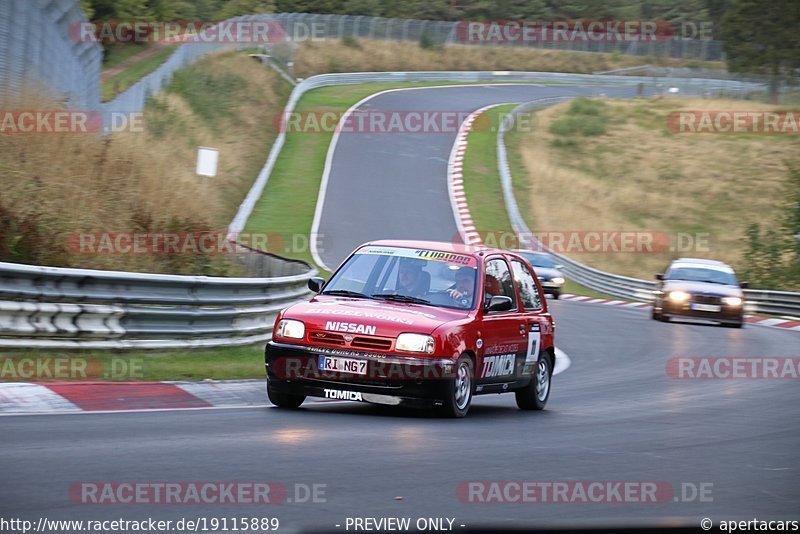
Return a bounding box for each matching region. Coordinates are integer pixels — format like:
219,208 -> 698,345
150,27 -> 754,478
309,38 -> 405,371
0,345 -> 265,382
295,39 -> 725,78
460,105 -> 619,300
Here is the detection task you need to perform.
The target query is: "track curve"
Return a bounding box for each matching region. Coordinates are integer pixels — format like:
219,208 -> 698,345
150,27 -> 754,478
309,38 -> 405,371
312,83 -> 650,270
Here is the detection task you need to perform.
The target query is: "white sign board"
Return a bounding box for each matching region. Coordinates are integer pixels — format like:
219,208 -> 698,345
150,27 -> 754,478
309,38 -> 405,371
196,147 -> 219,177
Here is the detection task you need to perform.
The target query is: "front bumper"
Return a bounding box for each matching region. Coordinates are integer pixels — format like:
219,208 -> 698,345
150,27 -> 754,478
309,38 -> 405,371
657,299 -> 743,324
265,341 -> 458,408
538,279 -> 563,294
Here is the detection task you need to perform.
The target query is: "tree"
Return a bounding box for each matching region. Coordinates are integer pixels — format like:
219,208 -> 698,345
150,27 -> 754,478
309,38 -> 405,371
721,0 -> 800,103
215,0 -> 276,19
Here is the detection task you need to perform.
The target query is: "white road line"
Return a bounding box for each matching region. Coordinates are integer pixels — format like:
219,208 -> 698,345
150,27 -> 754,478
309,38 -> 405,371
310,85 -> 543,268
553,347 -> 571,376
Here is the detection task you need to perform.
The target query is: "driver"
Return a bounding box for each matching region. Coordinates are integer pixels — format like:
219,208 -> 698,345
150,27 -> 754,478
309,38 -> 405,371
447,266 -> 475,305
396,258 -> 428,298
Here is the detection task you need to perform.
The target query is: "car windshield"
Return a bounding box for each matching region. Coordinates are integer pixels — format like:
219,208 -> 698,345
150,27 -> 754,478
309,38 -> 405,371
322,245 -> 479,310
521,252 -> 556,269
666,266 -> 738,286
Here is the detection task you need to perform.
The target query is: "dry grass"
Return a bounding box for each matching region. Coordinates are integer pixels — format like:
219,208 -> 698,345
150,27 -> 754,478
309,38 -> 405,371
513,97 -> 800,278
0,51 -> 287,274
294,39 -> 723,78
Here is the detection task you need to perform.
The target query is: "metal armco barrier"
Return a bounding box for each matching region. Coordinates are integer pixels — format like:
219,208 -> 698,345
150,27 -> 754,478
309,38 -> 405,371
496,101 -> 800,317
0,261 -> 316,349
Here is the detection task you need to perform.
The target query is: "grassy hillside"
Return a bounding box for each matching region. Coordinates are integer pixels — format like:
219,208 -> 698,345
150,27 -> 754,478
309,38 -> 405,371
0,51 -> 290,274
509,97 -> 800,287
294,39 -> 724,78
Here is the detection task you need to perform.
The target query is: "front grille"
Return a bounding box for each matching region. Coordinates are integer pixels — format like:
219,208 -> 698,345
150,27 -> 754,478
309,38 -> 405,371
309,331 -> 346,346
691,294 -> 722,305
351,336 -> 392,350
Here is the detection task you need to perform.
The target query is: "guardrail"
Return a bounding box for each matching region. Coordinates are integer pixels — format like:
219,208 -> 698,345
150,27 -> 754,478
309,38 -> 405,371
0,260 -> 316,349
496,100 -> 800,317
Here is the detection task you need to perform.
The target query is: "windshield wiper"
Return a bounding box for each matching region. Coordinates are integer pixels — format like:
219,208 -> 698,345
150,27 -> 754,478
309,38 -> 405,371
321,289 -> 372,299
371,293 -> 431,305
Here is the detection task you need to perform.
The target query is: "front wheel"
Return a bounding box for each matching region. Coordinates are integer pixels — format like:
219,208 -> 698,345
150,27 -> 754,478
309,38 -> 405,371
552,291 -> 560,300
441,355 -> 473,418
516,353 -> 551,410
267,382 -> 306,409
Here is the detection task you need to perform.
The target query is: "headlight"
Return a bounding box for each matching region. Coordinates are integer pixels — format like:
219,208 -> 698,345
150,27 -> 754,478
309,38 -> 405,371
395,333 -> 435,354
722,296 -> 743,307
551,277 -> 565,286
275,319 -> 305,339
668,291 -> 691,303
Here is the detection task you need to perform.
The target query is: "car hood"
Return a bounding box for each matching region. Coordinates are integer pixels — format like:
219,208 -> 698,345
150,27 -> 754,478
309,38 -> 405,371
282,297 -> 471,337
532,267 -> 563,279
661,280 -> 743,297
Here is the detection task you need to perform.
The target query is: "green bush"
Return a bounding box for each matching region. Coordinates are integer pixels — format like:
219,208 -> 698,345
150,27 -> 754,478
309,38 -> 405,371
341,35 -> 361,48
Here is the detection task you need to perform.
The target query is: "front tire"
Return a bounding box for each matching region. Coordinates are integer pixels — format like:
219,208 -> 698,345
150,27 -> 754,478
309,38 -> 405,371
552,290 -> 560,300
441,355 -> 473,418
516,352 -> 551,411
267,382 -> 306,409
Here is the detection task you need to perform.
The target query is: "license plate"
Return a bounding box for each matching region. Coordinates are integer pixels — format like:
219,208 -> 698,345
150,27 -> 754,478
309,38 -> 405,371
691,303 -> 721,312
318,355 -> 367,375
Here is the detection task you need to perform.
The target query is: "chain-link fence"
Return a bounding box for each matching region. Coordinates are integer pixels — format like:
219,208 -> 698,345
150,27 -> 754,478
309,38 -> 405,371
0,0 -> 102,109
2,4 -> 733,116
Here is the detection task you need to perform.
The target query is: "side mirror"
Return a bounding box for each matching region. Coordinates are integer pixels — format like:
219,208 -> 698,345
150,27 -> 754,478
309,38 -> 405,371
739,281 -> 749,289
655,273 -> 664,280
486,295 -> 513,312
308,277 -> 326,293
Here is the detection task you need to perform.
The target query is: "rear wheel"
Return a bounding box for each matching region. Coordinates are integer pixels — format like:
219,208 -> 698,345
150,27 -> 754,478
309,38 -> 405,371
441,355 -> 473,418
267,382 -> 306,409
516,352 -> 551,411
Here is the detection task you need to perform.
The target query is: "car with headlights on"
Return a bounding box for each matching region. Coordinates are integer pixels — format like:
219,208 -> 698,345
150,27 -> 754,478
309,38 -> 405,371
512,250 -> 565,299
265,240 -> 556,417
652,258 -> 747,327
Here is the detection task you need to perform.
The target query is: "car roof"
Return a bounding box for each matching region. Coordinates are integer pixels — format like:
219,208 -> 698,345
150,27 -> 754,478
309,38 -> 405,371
366,239 -> 505,257
510,249 -> 549,256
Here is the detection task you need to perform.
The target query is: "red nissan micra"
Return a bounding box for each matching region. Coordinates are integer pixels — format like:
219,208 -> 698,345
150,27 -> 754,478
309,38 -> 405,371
265,240 -> 556,417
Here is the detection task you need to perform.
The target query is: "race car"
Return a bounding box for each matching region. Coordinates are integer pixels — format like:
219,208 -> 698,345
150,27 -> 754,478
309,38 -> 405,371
512,250 -> 566,299
652,258 -> 748,327
265,240 -> 556,417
